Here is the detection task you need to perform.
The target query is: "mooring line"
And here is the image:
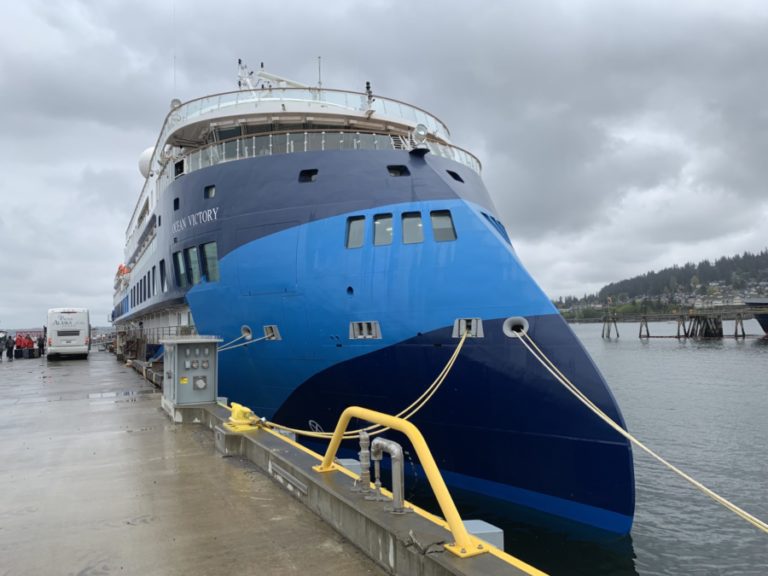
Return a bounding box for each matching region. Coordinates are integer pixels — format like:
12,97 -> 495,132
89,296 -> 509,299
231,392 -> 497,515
266,331 -> 470,440
517,331 -> 768,534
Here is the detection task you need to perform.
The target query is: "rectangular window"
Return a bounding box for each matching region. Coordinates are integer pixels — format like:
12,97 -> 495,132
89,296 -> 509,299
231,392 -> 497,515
173,251 -> 188,288
173,198 -> 180,211
185,247 -> 202,285
345,216 -> 365,248
152,266 -> 156,296
160,259 -> 168,293
201,242 -> 220,282
373,213 -> 393,246
174,159 -> 184,178
430,210 -> 457,242
402,212 -> 424,244
204,185 -> 216,199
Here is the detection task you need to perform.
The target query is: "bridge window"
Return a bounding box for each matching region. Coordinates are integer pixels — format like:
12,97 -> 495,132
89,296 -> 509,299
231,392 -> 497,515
201,242 -> 220,282
482,212 -> 511,244
402,212 -> 424,244
430,210 -> 457,242
373,213 -> 393,246
174,159 -> 184,179
185,247 -> 202,285
299,169 -> 318,183
173,251 -> 188,288
387,165 -> 410,177
345,216 -> 365,249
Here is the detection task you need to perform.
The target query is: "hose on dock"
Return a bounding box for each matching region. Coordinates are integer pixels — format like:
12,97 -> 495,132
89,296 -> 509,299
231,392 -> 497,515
516,331 -> 768,535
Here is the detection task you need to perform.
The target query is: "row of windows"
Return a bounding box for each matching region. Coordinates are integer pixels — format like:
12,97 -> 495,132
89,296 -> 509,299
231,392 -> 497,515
121,243 -> 219,318
345,210 -> 457,248
173,242 -> 220,288
131,265 -> 157,307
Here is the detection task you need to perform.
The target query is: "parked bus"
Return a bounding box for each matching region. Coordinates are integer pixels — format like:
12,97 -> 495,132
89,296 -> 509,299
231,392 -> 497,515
47,308 -> 90,359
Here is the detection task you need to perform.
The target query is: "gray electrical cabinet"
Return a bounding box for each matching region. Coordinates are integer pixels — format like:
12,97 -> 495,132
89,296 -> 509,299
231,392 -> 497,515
161,336 -> 221,410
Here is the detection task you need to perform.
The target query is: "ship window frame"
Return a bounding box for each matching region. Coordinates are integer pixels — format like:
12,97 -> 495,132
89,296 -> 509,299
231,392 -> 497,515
298,169 -> 318,183
402,212 -> 424,244
345,216 -> 365,249
160,259 -> 168,293
173,198 -> 180,211
185,246 -> 202,285
173,251 -> 188,288
203,185 -> 216,199
200,242 -> 220,282
430,210 -> 457,242
446,170 -> 464,183
373,213 -> 393,246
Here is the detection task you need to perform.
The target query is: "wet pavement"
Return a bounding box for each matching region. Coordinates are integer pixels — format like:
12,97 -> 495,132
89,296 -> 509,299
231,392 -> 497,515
0,351 -> 384,576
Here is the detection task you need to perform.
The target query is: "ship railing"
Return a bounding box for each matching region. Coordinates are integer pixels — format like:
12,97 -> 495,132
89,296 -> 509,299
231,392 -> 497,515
154,130 -> 481,198
160,88 -> 451,148
121,325 -> 197,345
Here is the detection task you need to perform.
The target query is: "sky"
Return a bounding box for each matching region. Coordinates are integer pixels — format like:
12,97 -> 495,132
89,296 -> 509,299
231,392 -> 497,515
1,0 -> 767,328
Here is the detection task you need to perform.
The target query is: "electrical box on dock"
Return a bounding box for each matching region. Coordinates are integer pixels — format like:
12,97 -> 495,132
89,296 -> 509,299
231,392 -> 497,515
160,337 -> 221,414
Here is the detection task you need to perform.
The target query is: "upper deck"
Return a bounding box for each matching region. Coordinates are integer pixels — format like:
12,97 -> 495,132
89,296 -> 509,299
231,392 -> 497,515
123,66 -> 481,268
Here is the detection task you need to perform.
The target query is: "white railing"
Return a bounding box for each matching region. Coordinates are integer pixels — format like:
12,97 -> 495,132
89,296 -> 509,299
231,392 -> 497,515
155,131 -> 481,199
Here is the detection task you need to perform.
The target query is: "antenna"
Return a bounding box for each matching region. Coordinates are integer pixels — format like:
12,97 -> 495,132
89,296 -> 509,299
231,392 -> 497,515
317,56 -> 322,89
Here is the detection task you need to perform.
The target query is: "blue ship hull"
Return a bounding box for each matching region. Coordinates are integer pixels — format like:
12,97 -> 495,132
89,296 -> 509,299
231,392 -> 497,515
121,148 -> 635,534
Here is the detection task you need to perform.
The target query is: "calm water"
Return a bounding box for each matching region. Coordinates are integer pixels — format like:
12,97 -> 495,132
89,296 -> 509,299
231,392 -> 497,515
506,321 -> 768,576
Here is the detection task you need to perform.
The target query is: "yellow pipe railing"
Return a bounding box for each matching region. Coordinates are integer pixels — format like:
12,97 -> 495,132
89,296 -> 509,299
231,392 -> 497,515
313,406 -> 487,558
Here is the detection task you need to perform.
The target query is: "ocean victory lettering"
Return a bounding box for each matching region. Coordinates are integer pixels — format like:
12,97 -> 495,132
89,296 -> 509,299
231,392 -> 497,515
172,207 -> 219,233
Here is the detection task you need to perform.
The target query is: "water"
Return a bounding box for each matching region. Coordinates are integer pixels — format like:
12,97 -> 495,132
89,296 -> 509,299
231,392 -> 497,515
507,321 -> 768,575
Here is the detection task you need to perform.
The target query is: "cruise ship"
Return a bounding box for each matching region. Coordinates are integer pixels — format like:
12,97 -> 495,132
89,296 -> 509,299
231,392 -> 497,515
113,61 -> 635,535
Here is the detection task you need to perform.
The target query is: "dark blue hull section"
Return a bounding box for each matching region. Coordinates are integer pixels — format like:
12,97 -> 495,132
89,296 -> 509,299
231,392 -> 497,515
119,149 -> 635,534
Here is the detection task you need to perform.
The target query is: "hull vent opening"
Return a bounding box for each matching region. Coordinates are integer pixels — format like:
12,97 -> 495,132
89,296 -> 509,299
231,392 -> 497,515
263,325 -> 282,341
452,318 -> 484,338
349,321 -> 382,340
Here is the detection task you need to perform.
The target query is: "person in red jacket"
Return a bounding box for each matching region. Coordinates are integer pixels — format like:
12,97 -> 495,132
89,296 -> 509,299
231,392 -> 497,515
15,334 -> 23,349
24,334 -> 34,349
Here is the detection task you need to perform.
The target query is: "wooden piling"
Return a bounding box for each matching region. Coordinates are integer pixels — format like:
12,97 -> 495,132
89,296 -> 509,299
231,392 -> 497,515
602,313 -> 619,339
639,316 -> 650,339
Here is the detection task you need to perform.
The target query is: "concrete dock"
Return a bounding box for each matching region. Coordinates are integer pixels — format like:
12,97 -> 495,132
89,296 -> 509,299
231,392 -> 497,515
0,350 -> 543,576
0,351 -> 384,576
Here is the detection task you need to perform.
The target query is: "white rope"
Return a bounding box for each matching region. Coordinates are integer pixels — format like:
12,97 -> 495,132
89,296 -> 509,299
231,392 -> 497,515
517,331 -> 768,534
218,333 -> 247,349
218,335 -> 269,352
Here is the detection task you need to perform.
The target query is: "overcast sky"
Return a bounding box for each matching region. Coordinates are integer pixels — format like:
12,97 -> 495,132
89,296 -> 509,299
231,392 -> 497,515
1,0 -> 767,328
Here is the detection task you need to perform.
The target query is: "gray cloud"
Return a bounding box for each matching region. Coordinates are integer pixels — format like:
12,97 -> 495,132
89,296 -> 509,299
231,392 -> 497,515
1,0 -> 767,326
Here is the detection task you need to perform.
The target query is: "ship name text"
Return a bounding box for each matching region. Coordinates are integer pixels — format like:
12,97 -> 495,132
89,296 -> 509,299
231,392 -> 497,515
172,207 -> 219,233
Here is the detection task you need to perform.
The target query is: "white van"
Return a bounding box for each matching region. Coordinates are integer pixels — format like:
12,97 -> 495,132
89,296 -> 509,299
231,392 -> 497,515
47,308 -> 90,359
